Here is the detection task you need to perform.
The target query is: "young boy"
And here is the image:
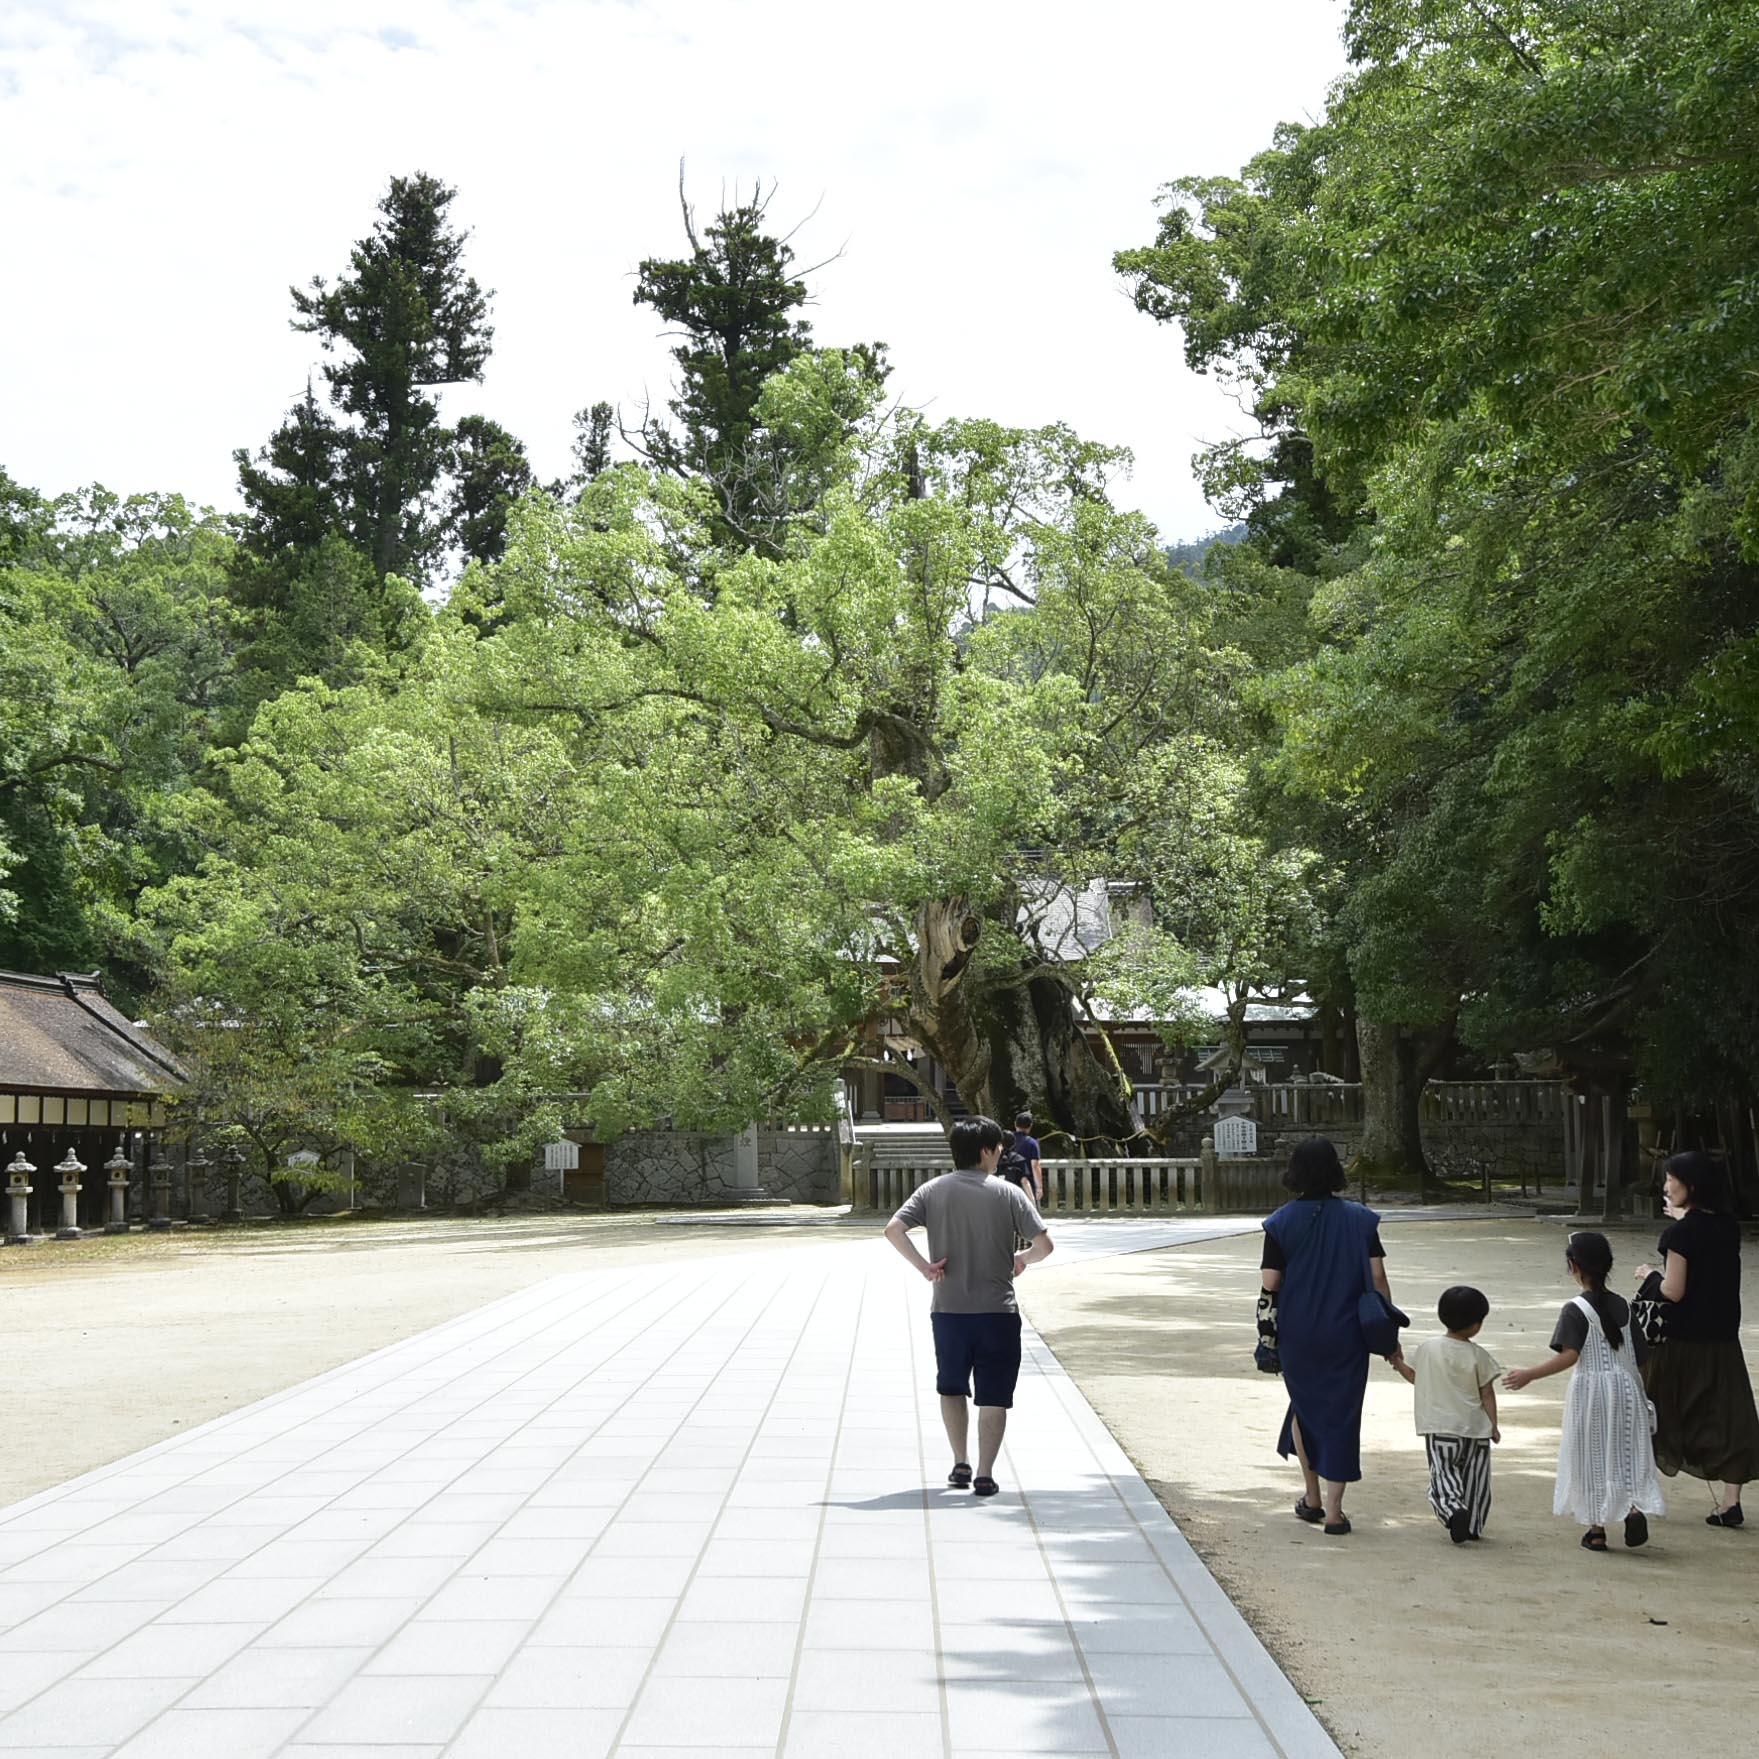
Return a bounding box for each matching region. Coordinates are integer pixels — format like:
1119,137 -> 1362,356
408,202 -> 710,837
1390,1286 -> 1502,1543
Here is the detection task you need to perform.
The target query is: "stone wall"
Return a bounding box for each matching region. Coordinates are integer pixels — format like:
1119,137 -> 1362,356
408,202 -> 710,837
606,1126 -> 839,1207
1256,1119 -> 1561,1192
757,1128 -> 841,1204
1140,1115 -> 1563,1192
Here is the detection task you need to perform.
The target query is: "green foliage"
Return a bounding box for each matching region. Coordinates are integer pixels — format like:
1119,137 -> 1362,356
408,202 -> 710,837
449,416 -> 534,565
1120,0 -> 1759,1118
287,171 -> 493,582
632,184 -> 890,552
0,485 -> 238,986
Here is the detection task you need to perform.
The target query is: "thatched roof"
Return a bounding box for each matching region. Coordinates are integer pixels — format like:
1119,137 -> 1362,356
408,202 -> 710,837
0,971 -> 184,1096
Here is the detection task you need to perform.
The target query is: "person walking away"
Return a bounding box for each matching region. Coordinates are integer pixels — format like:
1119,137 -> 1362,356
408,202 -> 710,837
1635,1151 -> 1759,1526
1013,1112 -> 1044,1206
1260,1137 -> 1397,1536
1389,1286 -> 1501,1542
1504,1231 -> 1665,1552
885,1116 -> 1053,1497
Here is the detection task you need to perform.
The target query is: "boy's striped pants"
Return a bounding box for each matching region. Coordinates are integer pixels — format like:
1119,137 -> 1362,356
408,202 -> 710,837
1425,1434 -> 1492,1535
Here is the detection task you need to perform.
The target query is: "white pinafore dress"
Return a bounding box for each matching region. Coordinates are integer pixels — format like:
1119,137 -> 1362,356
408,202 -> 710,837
1554,1294 -> 1667,1526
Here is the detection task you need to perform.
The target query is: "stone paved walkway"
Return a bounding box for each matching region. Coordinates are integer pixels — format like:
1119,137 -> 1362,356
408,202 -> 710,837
0,1224 -> 1337,1758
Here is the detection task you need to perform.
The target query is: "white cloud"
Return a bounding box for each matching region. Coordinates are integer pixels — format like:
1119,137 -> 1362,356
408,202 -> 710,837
0,0 -> 1346,543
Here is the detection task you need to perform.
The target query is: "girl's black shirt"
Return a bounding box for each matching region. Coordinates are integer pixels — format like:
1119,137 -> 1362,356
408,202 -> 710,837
1550,1292 -> 1632,1354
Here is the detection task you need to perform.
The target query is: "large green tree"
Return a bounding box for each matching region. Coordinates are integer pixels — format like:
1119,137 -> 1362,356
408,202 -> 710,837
0,484 -> 237,986
1120,0 -> 1759,1186
150,357 -> 1303,1159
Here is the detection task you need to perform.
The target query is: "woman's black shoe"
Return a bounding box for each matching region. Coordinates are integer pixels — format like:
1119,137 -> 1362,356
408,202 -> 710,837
1294,1498 -> 1324,1525
1706,1503 -> 1744,1527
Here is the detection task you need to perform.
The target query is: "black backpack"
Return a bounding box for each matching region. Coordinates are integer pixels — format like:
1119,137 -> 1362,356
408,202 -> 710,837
997,1148 -> 1029,1186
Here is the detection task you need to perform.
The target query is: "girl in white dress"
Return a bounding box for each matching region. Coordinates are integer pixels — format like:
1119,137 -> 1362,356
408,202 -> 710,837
1504,1231 -> 1666,1551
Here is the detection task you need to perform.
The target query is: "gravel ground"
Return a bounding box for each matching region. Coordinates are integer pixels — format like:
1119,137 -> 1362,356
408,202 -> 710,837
1021,1217 -> 1758,1759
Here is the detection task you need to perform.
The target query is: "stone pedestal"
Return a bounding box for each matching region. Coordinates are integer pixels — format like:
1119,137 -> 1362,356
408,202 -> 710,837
4,1154 -> 34,1246
55,1151 -> 84,1240
220,1150 -> 245,1223
105,1146 -> 131,1234
724,1125 -> 782,1205
186,1152 -> 212,1225
146,1147 -> 173,1231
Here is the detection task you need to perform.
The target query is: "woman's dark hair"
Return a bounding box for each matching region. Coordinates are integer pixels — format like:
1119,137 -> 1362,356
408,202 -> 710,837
1565,1230 -> 1624,1351
1283,1137 -> 1347,1198
1438,1285 -> 1489,1331
1664,1150 -> 1732,1213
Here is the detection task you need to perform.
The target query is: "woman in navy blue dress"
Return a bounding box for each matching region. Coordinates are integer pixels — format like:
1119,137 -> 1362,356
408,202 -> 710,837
1260,1138 -> 1394,1536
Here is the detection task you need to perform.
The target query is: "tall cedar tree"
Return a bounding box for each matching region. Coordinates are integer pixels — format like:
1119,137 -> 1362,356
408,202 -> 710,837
450,415 -> 534,566
237,173 -> 494,586
633,184 -> 815,545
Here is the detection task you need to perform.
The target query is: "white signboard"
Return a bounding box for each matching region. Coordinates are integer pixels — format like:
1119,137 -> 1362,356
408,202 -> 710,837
1213,1116 -> 1258,1157
543,1141 -> 581,1173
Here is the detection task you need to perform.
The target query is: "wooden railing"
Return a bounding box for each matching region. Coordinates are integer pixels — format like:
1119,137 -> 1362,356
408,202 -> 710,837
857,1150 -> 1279,1216
1131,1078 -> 1566,1129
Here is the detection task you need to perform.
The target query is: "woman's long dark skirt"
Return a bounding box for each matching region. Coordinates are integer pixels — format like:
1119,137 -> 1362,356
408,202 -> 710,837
1644,1339 -> 1759,1483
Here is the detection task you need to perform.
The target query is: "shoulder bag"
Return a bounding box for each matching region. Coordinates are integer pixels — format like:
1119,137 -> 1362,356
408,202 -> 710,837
1356,1212 -> 1409,1357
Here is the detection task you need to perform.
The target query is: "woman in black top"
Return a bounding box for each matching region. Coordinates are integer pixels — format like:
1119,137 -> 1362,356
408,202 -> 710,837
1636,1152 -> 1759,1525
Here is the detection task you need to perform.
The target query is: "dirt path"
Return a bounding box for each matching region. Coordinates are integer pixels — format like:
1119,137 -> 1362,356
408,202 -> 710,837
0,1211 -> 850,1507
1022,1219 -> 1758,1759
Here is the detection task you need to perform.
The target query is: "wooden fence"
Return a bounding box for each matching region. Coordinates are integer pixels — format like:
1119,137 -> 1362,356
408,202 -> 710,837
857,1148 -> 1280,1216
1133,1078 -> 1566,1129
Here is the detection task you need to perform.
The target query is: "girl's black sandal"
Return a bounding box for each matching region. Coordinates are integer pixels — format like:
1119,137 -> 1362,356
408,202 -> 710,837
1581,1528 -> 1608,1551
1294,1498 -> 1324,1525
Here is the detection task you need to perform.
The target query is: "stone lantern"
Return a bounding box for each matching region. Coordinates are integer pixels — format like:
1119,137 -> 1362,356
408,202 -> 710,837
146,1140 -> 173,1231
104,1143 -> 131,1234
220,1144 -> 246,1224
186,1149 -> 212,1225
55,1150 -> 85,1240
5,1153 -> 34,1246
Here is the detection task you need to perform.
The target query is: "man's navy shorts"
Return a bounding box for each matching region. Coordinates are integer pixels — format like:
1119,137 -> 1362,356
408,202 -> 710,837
931,1311 -> 1024,1408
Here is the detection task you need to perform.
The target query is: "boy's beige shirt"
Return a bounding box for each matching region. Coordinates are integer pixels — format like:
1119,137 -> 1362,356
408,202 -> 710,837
1411,1336 -> 1502,1438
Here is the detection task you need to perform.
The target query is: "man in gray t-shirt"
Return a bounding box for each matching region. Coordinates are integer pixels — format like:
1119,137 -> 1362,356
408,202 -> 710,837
885,1115 -> 1054,1497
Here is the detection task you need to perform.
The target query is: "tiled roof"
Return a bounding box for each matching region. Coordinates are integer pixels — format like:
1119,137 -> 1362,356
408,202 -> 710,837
0,971 -> 185,1095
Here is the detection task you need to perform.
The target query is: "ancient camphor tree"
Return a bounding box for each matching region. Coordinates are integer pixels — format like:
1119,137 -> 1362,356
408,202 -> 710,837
461,354 -> 1301,1146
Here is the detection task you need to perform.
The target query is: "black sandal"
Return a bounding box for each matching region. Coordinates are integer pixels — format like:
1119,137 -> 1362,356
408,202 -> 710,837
1624,1511 -> 1649,1548
1323,1517 -> 1351,1536
1581,1528 -> 1608,1551
947,1463 -> 972,1490
1294,1498 -> 1324,1525
972,1475 -> 999,1498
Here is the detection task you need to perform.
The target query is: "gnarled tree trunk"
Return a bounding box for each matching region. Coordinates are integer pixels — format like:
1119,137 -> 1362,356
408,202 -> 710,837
907,896 -> 1137,1148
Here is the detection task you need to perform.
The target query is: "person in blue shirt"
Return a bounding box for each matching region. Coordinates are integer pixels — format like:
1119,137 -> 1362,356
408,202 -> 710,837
1259,1137 -> 1397,1536
1012,1112 -> 1044,1205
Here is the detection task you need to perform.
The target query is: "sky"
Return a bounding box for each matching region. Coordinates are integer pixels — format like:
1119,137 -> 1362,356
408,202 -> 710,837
0,1 -> 1348,547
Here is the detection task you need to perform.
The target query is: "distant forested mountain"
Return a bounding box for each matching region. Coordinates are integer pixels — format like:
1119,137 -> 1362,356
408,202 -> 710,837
1163,522 -> 1247,575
